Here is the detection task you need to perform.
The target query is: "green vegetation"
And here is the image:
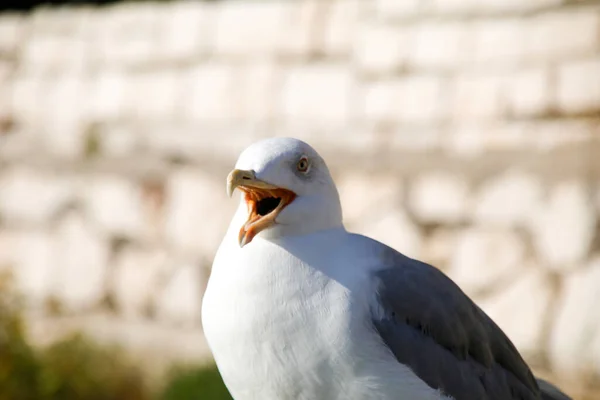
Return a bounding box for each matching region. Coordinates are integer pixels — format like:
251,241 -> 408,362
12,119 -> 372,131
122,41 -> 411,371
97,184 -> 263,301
0,275 -> 231,400
160,366 -> 233,400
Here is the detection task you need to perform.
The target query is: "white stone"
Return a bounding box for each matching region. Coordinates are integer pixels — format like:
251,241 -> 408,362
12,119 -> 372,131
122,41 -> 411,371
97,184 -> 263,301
21,36 -> 87,76
281,65 -> 353,126
53,214 -> 110,312
530,181 -> 596,270
364,76 -> 446,124
472,19 -> 525,64
164,169 -> 236,258
84,176 -> 146,239
155,1 -> 213,62
526,11 -> 600,59
506,68 -> 550,117
323,0 -> 359,56
549,258 -> 600,378
40,77 -> 89,158
448,228 -> 526,293
354,24 -> 411,74
336,173 -> 403,224
125,71 -> 181,120
156,263 -> 205,326
113,247 -> 169,318
100,125 -> 140,157
88,71 -> 126,121
13,231 -> 55,305
375,0 -> 421,18
452,74 -> 507,121
96,3 -> 158,66
421,228 -> 457,271
477,269 -> 552,357
183,64 -> 236,123
356,208 -> 422,260
473,171 -> 543,226
434,0 -> 565,14
238,63 -> 280,123
0,14 -> 25,55
409,22 -> 468,69
0,230 -> 17,271
409,172 -> 469,223
10,76 -> 47,130
215,0 -> 314,57
0,168 -> 74,225
557,58 -> 600,114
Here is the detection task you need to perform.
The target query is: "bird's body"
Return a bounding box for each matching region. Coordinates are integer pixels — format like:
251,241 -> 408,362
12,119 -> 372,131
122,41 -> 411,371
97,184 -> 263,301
204,215 -> 447,399
202,137 -> 571,400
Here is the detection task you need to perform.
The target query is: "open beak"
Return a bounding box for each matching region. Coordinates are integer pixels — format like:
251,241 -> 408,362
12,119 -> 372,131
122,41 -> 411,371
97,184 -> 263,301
227,169 -> 296,247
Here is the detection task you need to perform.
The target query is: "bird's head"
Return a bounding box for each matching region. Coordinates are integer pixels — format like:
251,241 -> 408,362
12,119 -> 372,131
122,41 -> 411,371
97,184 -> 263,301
227,137 -> 343,247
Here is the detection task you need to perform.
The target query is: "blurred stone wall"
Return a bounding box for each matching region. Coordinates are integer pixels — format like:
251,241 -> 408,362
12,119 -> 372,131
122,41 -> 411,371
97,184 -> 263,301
0,0 -> 599,393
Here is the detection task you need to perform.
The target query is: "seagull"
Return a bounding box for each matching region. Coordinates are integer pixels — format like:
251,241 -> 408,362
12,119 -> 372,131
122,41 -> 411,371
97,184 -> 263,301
202,137 -> 571,400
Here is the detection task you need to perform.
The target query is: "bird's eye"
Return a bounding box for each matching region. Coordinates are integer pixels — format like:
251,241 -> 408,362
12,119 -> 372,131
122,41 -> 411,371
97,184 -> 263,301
297,157 -> 310,173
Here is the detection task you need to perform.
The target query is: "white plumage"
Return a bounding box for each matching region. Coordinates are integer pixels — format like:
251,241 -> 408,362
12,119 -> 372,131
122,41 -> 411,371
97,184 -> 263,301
202,137 -> 570,400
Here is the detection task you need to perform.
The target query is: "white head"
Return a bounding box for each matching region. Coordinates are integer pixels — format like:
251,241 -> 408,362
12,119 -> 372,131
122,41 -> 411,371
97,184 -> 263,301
227,137 -> 342,247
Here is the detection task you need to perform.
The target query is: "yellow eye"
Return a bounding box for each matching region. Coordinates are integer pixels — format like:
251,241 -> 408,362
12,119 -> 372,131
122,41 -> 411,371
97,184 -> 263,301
297,157 -> 309,173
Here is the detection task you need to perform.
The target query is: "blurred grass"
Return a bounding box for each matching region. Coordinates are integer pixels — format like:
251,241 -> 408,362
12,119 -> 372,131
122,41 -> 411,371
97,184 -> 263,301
160,365 -> 232,400
0,273 -> 231,400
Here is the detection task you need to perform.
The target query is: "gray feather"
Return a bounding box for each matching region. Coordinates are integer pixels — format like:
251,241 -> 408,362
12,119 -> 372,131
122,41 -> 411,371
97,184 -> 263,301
369,244 -> 571,400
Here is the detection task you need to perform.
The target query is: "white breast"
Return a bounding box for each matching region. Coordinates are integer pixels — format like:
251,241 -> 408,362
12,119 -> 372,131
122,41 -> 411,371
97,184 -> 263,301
202,229 -> 451,400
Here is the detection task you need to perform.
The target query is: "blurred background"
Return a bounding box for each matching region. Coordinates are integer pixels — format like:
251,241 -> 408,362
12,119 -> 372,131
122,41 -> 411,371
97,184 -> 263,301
0,0 -> 599,399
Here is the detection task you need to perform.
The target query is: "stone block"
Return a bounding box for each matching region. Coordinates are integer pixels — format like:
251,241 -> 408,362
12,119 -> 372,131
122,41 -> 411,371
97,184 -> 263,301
21,36 -> 87,76
421,228 -> 457,270
12,231 -> 55,305
355,208 -> 422,259
0,230 -> 17,270
52,214 -> 109,312
154,1 -> 214,62
530,181 -> 596,270
472,19 -> 525,64
112,247 -> 169,318
336,173 -> 403,224
557,58 -> 600,115
40,77 -> 89,158
0,13 -> 25,56
96,3 -> 159,66
125,71 -> 181,121
215,0 -> 316,57
156,263 -> 205,326
374,0 -> 422,18
409,22 -> 469,70
434,0 -> 562,14
354,24 -> 412,74
323,0 -> 360,56
408,172 -> 470,223
88,71 -> 126,121
448,228 -> 526,293
472,171 -> 543,226
526,10 -> 600,60
164,168 -> 237,258
0,168 -> 74,225
183,64 -> 237,123
84,176 -> 146,239
238,62 -> 281,123
549,258 -> 600,378
506,68 -> 550,117
281,65 -> 354,126
451,74 -> 507,121
364,76 -> 446,124
477,269 -> 553,357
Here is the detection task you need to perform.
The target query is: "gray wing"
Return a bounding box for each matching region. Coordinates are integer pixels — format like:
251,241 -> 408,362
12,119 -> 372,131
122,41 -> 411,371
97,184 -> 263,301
369,243 -> 555,400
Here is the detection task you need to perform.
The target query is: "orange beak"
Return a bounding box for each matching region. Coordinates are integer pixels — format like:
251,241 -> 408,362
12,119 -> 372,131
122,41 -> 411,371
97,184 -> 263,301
227,169 -> 296,247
